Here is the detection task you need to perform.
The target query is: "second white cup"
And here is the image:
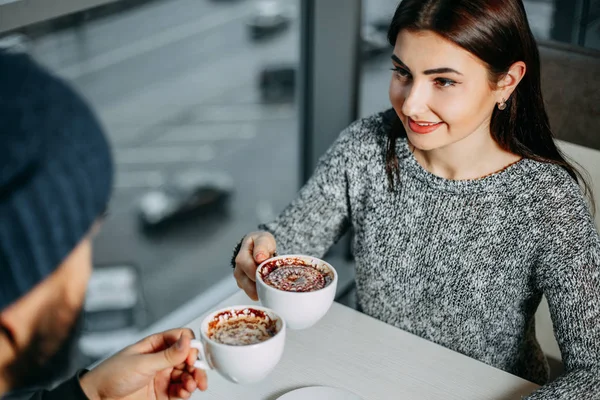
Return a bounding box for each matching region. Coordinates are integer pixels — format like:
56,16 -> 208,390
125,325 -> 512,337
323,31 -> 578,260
191,305 -> 286,384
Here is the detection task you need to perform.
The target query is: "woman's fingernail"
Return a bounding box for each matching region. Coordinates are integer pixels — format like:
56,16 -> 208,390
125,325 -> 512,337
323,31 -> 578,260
176,336 -> 183,350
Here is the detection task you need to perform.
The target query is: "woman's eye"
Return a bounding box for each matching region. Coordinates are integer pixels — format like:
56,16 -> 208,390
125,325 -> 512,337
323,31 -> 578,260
435,78 -> 457,87
391,67 -> 411,79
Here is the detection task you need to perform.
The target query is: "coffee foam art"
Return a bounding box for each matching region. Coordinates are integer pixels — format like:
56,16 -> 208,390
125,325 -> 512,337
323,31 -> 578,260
207,308 -> 280,346
259,257 -> 334,292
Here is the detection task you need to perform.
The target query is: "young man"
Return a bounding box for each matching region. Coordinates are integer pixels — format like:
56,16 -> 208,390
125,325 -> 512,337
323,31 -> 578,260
0,51 -> 207,399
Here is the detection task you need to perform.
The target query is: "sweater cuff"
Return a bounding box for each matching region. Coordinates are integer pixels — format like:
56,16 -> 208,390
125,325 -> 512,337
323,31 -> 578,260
230,235 -> 245,269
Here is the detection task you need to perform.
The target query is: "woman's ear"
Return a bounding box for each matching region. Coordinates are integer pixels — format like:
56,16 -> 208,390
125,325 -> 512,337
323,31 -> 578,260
496,61 -> 527,102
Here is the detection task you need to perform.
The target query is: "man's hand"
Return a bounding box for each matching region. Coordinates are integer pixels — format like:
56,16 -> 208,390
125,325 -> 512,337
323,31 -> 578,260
79,328 -> 207,400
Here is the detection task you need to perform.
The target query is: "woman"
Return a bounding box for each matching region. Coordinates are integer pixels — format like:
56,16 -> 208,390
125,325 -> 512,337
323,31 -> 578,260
232,0 -> 600,397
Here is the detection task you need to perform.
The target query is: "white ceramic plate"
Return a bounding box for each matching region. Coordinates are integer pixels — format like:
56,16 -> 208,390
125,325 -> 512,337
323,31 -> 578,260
277,386 -> 363,400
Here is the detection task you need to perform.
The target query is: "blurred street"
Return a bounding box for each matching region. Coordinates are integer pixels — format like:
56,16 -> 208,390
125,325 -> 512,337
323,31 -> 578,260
31,0 -> 303,326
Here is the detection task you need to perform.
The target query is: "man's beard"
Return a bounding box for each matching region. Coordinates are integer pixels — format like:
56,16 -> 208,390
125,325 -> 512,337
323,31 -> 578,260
5,312 -> 84,395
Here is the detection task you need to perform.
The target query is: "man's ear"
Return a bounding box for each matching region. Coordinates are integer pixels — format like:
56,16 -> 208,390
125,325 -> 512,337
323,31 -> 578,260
0,310 -> 19,359
0,291 -> 43,351
0,320 -> 17,395
0,291 -> 48,395
0,311 -> 17,346
0,235 -> 93,353
0,300 -> 28,392
495,61 -> 526,103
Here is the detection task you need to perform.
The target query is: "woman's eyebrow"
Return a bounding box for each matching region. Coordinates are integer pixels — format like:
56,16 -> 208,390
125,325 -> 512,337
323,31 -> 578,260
391,55 -> 463,76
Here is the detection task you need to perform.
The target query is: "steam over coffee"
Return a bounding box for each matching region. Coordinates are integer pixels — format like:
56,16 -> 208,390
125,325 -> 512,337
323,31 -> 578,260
207,308 -> 279,346
259,257 -> 334,292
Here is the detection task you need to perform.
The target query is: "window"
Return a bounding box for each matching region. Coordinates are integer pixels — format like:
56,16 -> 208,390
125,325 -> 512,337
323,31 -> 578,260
1,0 -> 301,370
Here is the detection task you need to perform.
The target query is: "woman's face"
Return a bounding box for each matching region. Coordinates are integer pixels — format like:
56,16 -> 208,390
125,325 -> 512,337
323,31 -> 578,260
389,29 -> 501,152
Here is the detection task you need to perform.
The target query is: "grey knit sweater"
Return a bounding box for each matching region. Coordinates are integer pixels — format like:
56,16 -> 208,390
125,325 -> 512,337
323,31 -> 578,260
259,110 -> 600,399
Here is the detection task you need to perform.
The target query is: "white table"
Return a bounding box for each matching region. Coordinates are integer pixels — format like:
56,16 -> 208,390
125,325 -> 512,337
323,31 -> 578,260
187,291 -> 539,400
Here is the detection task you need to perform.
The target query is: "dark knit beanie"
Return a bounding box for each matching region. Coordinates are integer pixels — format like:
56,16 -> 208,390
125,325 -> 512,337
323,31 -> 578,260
0,51 -> 113,310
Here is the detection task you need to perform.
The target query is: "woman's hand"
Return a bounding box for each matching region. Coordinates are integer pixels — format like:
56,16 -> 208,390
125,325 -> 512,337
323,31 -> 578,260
79,328 -> 207,400
233,231 -> 277,300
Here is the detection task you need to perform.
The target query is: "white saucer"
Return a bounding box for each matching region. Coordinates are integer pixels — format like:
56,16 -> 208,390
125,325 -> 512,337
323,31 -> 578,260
277,386 -> 363,400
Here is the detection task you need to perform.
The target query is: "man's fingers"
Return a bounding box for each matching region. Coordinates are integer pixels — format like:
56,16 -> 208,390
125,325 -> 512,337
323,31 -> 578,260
168,371 -> 200,399
185,347 -> 199,367
171,368 -> 184,380
193,367 -> 208,391
183,373 -> 197,393
169,384 -> 192,399
253,233 -> 276,264
139,333 -> 191,372
127,328 -> 195,355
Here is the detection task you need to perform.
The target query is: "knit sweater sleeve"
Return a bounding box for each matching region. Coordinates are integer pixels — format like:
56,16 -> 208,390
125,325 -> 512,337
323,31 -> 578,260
526,173 -> 600,399
258,122 -> 361,258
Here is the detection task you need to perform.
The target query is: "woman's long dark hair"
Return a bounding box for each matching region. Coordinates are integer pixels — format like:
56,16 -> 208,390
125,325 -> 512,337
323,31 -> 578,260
385,0 -> 594,208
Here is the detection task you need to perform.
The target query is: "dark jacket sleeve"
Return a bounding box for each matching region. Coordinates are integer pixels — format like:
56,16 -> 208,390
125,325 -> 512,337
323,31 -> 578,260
26,370 -> 89,400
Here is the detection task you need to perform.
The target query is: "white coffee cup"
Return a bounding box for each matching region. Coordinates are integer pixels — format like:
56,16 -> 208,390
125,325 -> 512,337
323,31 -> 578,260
190,305 -> 286,384
256,254 -> 338,330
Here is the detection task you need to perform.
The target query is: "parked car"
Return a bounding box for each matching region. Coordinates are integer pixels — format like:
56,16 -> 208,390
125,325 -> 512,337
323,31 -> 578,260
361,25 -> 391,59
257,26 -> 389,101
138,170 -> 234,230
247,0 -> 292,40
78,264 -> 146,364
259,63 -> 296,102
0,33 -> 30,53
371,16 -> 392,34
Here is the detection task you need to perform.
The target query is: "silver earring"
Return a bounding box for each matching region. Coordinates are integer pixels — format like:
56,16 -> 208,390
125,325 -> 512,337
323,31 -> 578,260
498,98 -> 507,111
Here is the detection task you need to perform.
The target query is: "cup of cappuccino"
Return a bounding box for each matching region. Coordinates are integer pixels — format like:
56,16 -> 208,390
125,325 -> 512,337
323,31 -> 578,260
190,305 -> 285,384
256,254 -> 338,330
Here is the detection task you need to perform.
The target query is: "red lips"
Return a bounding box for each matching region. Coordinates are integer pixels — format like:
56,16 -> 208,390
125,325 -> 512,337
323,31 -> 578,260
408,118 -> 443,134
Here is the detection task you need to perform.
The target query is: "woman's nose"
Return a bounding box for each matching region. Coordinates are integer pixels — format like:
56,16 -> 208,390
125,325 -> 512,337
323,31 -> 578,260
401,82 -> 429,118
